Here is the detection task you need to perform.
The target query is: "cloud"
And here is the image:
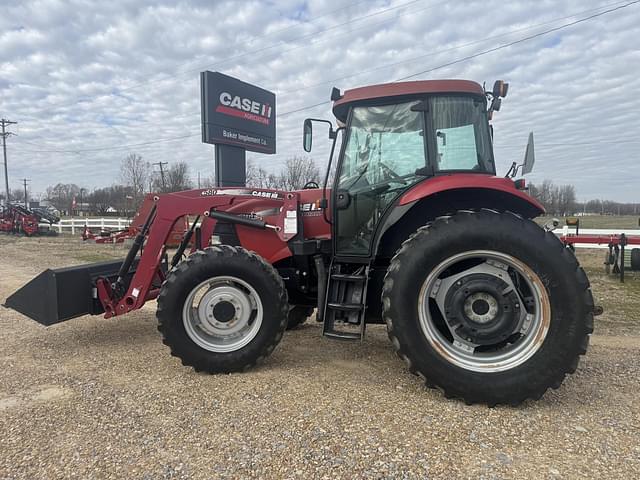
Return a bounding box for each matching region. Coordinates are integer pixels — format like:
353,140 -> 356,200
0,0 -> 639,201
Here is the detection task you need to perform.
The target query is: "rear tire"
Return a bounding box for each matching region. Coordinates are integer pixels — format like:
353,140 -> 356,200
286,306 -> 313,330
382,210 -> 594,406
631,248 -> 640,271
157,246 -> 288,373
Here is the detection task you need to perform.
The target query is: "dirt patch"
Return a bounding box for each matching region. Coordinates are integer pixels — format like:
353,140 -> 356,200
1,236 -> 639,479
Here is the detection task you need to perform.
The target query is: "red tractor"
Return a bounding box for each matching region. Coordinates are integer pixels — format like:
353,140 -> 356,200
0,204 -> 40,236
5,80 -> 597,405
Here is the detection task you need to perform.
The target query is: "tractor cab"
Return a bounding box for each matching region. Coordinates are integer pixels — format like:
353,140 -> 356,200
304,80 -> 522,340
305,79 -> 506,257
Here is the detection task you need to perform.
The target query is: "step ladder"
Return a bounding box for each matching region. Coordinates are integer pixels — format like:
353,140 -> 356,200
322,261 -> 370,340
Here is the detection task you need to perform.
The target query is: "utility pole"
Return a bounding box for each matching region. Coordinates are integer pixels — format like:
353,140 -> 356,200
21,178 -> 30,208
1,118 -> 17,205
153,161 -> 168,190
79,187 -> 86,216
198,171 -> 201,188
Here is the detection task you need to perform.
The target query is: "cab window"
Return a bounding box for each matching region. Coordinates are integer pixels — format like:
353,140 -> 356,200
430,96 -> 494,173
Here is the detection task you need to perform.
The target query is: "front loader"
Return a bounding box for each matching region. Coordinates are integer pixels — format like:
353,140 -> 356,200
4,79 -> 598,405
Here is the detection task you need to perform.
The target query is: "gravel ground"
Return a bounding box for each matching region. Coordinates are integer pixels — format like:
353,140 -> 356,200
1,236 -> 639,479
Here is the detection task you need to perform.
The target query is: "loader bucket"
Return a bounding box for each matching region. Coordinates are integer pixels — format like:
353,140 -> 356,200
3,259 -> 131,326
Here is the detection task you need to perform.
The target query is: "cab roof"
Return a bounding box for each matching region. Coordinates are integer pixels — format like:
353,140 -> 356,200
332,79 -> 485,122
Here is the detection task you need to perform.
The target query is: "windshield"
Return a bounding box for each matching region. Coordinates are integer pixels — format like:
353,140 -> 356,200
430,96 -> 494,173
339,101 -> 426,191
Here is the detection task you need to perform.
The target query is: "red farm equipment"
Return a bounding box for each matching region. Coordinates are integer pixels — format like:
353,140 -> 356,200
560,217 -> 640,282
0,204 -> 58,236
82,194 -> 188,245
3,80 -> 600,405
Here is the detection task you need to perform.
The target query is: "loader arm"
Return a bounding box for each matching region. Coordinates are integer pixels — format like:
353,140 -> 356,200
99,189 -> 300,319
5,188 -> 301,326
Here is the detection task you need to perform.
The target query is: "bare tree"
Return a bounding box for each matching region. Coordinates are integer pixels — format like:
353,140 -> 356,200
87,187 -> 115,215
120,153 -> 150,203
153,162 -> 193,192
245,157 -> 321,190
557,185 -> 576,216
10,188 -> 25,203
276,156 -> 321,190
246,162 -> 278,189
529,180 -> 576,216
200,173 -> 216,188
45,183 -> 81,215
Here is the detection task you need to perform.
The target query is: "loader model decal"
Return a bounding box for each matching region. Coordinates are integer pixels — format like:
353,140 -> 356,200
199,188 -> 282,200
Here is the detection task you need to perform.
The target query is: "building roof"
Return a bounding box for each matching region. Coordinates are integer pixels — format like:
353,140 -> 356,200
332,79 -> 485,121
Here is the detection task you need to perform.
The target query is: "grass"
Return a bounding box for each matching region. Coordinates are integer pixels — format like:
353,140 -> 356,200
532,215 -> 640,333
537,215 -> 640,230
575,249 -> 640,335
75,252 -> 122,263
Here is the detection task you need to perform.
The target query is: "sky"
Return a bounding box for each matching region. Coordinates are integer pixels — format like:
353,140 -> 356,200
1,0 -> 639,202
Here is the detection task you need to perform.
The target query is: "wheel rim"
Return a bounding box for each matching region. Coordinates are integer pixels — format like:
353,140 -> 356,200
418,250 -> 551,373
182,276 -> 263,353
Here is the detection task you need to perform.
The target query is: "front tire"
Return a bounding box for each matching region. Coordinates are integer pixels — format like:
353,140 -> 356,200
382,210 -> 594,406
157,246 -> 288,373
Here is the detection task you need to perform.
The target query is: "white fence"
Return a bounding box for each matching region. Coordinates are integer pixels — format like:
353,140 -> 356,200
46,218 -> 132,235
559,227 -> 640,249
43,219 -> 640,246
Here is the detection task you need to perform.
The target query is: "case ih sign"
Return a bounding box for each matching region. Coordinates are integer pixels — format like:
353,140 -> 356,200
200,71 -> 276,154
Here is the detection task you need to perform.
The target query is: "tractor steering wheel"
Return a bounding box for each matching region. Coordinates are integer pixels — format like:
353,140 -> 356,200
379,161 -> 406,184
302,181 -> 320,189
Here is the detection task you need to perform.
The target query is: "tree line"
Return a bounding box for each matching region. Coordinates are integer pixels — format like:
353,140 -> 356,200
36,153 -> 321,216
528,180 -> 639,216
18,151 -> 636,218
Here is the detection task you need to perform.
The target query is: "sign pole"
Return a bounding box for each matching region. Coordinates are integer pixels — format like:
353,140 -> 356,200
215,145 -> 246,187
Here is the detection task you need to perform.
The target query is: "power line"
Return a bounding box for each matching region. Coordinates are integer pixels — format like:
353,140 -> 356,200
280,0 -> 640,115
285,1 -> 632,94
10,0 -> 638,155
1,118 -> 17,203
15,0 -> 624,149
28,0 -> 425,116
34,0 -> 622,135
396,0 -> 640,80
24,0 -> 372,115
15,133 -> 199,154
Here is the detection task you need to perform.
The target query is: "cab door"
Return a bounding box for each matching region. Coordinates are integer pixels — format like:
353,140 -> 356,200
333,101 -> 428,256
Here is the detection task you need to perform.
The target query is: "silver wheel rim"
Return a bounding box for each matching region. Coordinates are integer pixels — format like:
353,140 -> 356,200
418,250 -> 551,373
182,276 -> 263,353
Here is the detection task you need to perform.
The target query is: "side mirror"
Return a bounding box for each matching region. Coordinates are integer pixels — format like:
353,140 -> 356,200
493,80 -> 509,98
522,132 -> 535,175
303,119 -> 313,152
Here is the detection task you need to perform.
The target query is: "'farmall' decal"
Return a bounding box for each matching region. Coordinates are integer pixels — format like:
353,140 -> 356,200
216,92 -> 273,126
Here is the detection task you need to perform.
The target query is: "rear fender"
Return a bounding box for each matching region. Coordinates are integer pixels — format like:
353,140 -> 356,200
373,178 -> 544,260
